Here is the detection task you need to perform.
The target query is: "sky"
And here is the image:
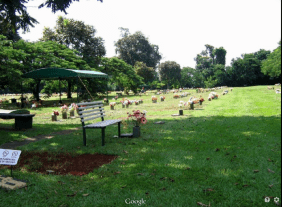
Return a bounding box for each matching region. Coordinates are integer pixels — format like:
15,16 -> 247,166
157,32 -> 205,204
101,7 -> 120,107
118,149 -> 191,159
20,0 -> 281,68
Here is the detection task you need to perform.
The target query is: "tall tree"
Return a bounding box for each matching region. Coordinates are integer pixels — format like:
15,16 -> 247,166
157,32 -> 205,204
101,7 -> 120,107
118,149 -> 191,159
99,57 -> 144,93
159,61 -> 181,89
214,47 -> 227,65
41,16 -> 106,68
0,35 -> 26,90
180,67 -> 194,88
134,61 -> 156,84
115,29 -> 162,69
13,40 -> 92,98
261,41 -> 281,78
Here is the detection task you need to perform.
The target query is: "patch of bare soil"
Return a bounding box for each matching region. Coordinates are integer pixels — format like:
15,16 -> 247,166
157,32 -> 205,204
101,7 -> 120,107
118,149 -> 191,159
0,151 -> 117,176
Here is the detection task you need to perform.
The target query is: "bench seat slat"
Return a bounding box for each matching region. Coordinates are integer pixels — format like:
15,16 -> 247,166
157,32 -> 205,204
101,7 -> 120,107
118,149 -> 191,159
78,108 -> 104,115
80,111 -> 105,119
84,119 -> 121,128
82,114 -> 106,122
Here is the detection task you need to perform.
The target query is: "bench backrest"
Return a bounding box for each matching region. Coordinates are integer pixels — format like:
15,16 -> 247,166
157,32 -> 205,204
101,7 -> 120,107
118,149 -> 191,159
77,101 -> 105,124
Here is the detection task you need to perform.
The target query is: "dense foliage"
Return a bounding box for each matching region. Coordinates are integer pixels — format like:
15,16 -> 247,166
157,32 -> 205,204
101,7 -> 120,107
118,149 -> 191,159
261,41 -> 281,78
41,16 -> 106,68
159,61 -> 181,88
115,29 -> 162,69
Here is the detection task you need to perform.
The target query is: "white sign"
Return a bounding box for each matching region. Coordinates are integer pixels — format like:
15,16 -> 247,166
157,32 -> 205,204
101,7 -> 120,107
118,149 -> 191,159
0,149 -> 21,166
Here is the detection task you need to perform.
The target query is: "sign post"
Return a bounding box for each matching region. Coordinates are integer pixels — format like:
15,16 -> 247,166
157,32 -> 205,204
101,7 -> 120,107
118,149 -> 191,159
0,149 -> 27,190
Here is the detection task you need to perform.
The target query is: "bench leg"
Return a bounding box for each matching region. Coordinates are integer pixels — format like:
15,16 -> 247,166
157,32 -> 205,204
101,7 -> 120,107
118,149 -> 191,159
83,128 -> 86,146
101,128 -> 105,146
118,122 -> 121,137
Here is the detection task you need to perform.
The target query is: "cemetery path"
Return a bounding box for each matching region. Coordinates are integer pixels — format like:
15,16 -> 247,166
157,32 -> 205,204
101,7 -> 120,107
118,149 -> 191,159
0,127 -> 81,150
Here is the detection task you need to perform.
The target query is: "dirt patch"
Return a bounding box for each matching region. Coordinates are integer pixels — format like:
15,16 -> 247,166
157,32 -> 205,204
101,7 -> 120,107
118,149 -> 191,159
0,151 -> 117,176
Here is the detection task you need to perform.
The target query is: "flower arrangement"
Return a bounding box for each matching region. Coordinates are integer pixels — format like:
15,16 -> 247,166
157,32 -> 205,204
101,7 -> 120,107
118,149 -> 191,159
61,104 -> 68,113
152,96 -> 157,101
127,110 -> 147,127
69,103 -> 78,111
52,110 -> 59,116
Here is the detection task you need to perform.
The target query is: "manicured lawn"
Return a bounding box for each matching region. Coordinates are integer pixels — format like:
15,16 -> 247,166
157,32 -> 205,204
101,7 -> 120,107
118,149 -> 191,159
0,86 -> 281,206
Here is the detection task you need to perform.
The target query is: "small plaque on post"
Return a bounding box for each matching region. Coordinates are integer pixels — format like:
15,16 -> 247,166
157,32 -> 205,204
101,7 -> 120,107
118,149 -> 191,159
0,149 -> 21,166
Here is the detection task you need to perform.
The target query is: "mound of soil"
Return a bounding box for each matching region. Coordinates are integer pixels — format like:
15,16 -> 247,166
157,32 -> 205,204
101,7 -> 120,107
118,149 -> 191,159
0,151 -> 117,176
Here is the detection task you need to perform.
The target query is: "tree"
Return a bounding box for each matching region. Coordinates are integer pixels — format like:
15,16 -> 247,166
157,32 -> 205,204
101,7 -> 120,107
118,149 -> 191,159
0,35 -> 26,90
261,41 -> 281,78
159,61 -> 181,89
41,16 -> 106,68
38,0 -> 103,14
99,57 -> 144,93
0,0 -> 38,41
204,76 -> 217,88
115,29 -> 162,69
180,67 -> 194,88
214,47 -> 227,65
13,40 -> 93,99
134,61 -> 156,84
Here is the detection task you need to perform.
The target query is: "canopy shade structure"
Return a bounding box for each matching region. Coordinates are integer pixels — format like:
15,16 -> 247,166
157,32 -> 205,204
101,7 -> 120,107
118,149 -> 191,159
22,68 -> 108,79
21,68 -> 109,105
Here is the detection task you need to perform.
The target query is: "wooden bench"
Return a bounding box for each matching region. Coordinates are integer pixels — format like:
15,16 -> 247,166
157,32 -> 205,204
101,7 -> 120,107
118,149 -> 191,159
0,109 -> 35,130
77,101 -> 122,146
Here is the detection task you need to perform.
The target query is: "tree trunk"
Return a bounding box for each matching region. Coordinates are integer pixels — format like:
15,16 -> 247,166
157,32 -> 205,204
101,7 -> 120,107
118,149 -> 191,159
36,80 -> 41,101
67,80 -> 72,98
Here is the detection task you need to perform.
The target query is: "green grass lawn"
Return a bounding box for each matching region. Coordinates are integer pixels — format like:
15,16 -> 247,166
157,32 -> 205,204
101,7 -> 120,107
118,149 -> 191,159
0,86 -> 281,207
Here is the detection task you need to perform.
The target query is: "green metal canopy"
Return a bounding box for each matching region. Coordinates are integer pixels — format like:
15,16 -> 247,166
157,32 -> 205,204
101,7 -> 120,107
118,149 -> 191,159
22,68 -> 108,79
21,68 -> 109,105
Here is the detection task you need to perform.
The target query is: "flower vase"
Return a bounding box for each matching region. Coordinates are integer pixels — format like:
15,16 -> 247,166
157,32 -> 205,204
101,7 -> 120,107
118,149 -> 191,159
70,110 -> 75,117
62,112 -> 68,119
133,126 -> 140,138
52,115 -> 57,121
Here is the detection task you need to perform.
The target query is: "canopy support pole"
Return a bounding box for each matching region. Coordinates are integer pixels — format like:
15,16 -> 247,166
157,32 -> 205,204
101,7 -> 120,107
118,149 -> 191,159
59,78 -> 62,104
36,79 -> 40,102
76,76 -> 79,103
106,82 -> 109,103
21,81 -> 23,109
